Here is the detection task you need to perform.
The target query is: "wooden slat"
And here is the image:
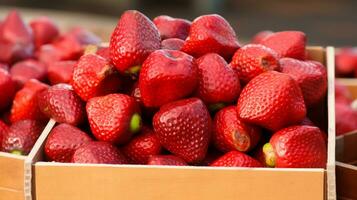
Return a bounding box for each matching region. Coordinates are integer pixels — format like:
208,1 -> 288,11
0,153 -> 25,191
0,188 -> 25,200
336,162 -> 357,200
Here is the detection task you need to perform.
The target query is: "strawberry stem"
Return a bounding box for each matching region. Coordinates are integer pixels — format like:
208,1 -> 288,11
11,150 -> 23,156
130,113 -> 142,133
84,44 -> 98,54
263,143 -> 276,167
127,65 -> 141,75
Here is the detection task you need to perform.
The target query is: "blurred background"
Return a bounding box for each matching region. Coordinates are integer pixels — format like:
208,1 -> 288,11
0,0 -> 356,46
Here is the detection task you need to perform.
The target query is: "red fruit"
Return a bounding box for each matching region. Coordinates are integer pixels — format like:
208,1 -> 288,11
148,155 -> 187,166
86,94 -> 141,144
52,34 -> 83,60
335,47 -> 357,76
230,44 -> 280,83
335,103 -> 357,136
72,141 -> 128,164
10,59 -> 47,89
260,31 -> 306,60
139,49 -> 197,107
1,120 -> 44,155
68,27 -> 101,46
10,79 -> 49,123
213,106 -> 261,153
48,61 -> 76,85
35,44 -> 61,66
0,120 -> 9,149
0,68 -> 16,111
263,125 -> 326,168
0,63 -> 9,71
210,151 -> 262,167
30,16 -> 59,48
161,38 -> 185,50
153,15 -> 191,40
72,54 -> 121,101
45,123 -> 93,162
122,127 -> 162,164
110,10 -> 161,73
153,98 -> 211,163
96,47 -> 110,60
237,71 -> 306,131
181,14 -> 240,59
335,81 -> 353,104
0,10 -> 34,63
300,117 -> 315,126
251,30 -> 273,44
37,84 -> 85,126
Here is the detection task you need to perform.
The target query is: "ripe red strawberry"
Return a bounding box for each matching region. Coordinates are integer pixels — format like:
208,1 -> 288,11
68,27 -> 101,46
237,71 -> 306,131
0,120 -> 9,149
37,84 -> 85,126
335,103 -> 357,136
335,47 -> 357,76
230,44 -> 280,83
139,49 -> 197,107
122,126 -> 162,164
110,10 -> 161,73
72,54 -> 121,101
30,16 -> 59,48
35,44 -> 61,66
95,47 -> 110,60
213,106 -> 261,153
161,38 -> 185,50
181,14 -> 240,59
10,79 -> 49,123
153,15 -> 191,40
263,125 -> 326,168
72,141 -> 128,164
10,59 -> 47,89
260,31 -> 306,60
280,58 -> 327,106
251,30 -> 273,44
52,34 -> 84,60
196,53 -> 240,104
45,123 -> 93,162
0,63 -> 9,71
86,93 -> 141,144
153,98 -> 211,163
210,151 -> 262,167
48,61 -> 76,85
335,81 -> 353,104
0,10 -> 34,63
0,68 -> 16,111
148,155 -> 187,166
1,120 -> 44,155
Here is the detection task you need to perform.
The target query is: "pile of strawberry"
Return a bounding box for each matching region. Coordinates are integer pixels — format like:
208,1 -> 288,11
0,10 -> 101,155
335,47 -> 357,77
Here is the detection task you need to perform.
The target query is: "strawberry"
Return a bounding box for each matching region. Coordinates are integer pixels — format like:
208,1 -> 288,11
84,45 -> 111,61
335,81 -> 353,104
35,44 -> 61,66
37,84 -> 85,126
1,120 -> 44,155
230,44 -> 280,83
196,53 -> 240,104
148,155 -> 187,166
86,94 -> 141,144
52,34 -> 83,60
237,71 -> 306,131
30,16 -> 59,48
122,126 -> 161,164
153,15 -> 191,40
251,30 -> 273,44
48,61 -> 76,85
0,10 -> 34,64
161,38 -> 185,50
110,10 -> 161,73
72,141 -> 128,164
213,106 -> 261,153
335,103 -> 357,136
181,14 -> 240,59
260,31 -> 306,60
68,27 -> 101,46
210,151 -> 262,167
10,79 -> 49,123
0,68 -> 16,111
335,47 -> 357,77
280,58 -> 327,106
10,59 -> 47,89
0,63 -> 9,71
45,123 -> 93,162
263,125 -> 326,168
0,120 -> 9,149
153,98 -> 211,163
72,53 -> 121,101
200,149 -> 223,166
139,49 -> 197,107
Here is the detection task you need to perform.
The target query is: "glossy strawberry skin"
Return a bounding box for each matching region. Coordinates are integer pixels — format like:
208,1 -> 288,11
251,30 -> 273,44
335,47 -> 357,76
153,98 -> 211,163
260,31 -> 306,60
0,68 -> 16,111
45,123 -> 93,162
37,84 -> 85,126
48,61 -> 76,85
0,63 -> 9,71
10,59 -> 47,89
196,53 -> 240,104
181,14 -> 240,59
280,58 -> 327,106
110,10 -> 161,72
139,49 -> 198,107
1,120 -> 44,155
210,151 -> 262,167
72,54 -> 121,101
213,106 -> 261,153
148,155 -> 187,166
35,44 -> 61,66
335,103 -> 357,136
153,15 -> 191,40
86,94 -> 141,144
52,34 -> 83,60
237,71 -> 306,131
0,120 -> 9,149
161,38 -> 185,50
335,81 -> 353,104
230,44 -> 280,83
30,16 -> 59,48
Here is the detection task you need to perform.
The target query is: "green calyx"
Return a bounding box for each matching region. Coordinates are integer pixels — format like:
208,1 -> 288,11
208,102 -> 226,113
127,65 -> 141,75
130,113 -> 142,134
11,150 -> 24,156
263,143 -> 276,168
